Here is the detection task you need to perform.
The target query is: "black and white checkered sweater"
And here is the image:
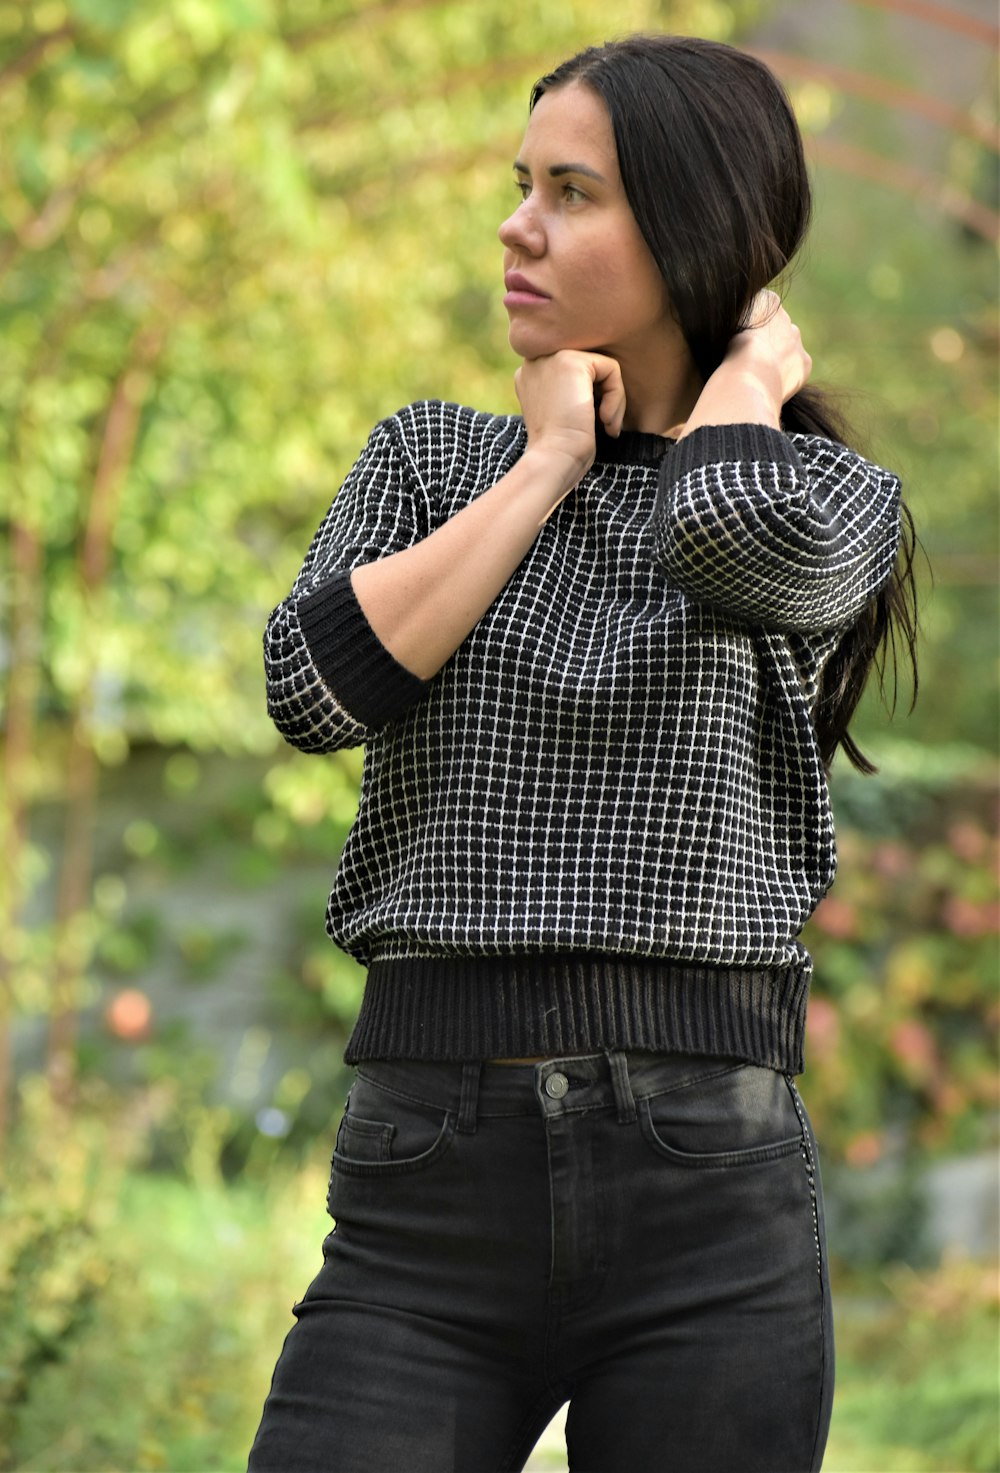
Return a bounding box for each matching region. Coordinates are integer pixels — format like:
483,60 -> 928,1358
264,401 -> 901,1073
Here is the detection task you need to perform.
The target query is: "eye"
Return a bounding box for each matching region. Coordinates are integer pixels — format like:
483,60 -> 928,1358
562,182 -> 586,204
514,178 -> 531,201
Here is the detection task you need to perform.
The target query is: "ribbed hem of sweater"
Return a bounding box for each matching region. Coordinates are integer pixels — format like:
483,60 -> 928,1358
296,568 -> 430,729
343,953 -> 810,1074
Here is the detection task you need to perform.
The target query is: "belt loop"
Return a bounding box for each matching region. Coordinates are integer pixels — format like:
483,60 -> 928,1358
606,1050 -> 637,1125
457,1061 -> 481,1134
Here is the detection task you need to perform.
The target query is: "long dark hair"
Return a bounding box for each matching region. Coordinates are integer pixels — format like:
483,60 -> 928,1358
532,35 -> 919,773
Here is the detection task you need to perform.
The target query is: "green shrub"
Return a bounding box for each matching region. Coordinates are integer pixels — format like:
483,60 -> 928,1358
0,1078 -> 133,1469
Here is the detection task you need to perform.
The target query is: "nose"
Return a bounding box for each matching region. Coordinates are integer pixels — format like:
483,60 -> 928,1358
498,198 -> 543,256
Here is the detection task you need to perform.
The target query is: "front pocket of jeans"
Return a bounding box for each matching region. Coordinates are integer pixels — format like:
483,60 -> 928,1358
340,1114 -> 394,1162
331,1078 -> 456,1178
639,1063 -> 804,1169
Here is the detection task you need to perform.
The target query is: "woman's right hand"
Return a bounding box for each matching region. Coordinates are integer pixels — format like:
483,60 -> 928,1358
514,350 -> 626,482
349,355 -> 629,680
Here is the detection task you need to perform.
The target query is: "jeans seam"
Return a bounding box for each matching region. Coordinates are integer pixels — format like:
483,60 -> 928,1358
632,1060 -> 747,1104
354,1067 -> 454,1114
785,1076 -> 823,1281
786,1075 -> 833,1471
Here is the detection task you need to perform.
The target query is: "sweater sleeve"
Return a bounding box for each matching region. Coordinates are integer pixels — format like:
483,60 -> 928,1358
651,422 -> 902,633
263,414 -> 433,753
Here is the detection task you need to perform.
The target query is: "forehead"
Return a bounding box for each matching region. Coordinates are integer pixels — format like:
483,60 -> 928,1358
518,82 -> 619,175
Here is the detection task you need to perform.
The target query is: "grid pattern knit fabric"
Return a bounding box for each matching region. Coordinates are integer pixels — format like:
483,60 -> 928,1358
263,402 -> 901,1072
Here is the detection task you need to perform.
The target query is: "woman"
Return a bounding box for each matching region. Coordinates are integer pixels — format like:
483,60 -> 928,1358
248,34 -> 917,1473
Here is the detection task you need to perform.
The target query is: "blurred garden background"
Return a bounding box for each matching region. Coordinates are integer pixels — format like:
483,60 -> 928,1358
0,0 -> 997,1468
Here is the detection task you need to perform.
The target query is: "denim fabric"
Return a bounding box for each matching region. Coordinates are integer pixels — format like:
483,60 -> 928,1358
248,1050 -> 835,1473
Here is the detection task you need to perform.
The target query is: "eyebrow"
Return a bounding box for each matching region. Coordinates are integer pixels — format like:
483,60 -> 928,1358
513,160 -> 608,183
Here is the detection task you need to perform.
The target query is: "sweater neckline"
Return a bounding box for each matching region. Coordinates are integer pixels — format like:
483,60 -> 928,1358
594,422 -> 674,465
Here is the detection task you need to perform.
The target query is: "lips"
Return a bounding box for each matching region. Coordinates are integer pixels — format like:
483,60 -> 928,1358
504,270 -> 550,305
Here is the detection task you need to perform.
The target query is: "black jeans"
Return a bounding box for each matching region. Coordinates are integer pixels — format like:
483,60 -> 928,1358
248,1050 -> 835,1472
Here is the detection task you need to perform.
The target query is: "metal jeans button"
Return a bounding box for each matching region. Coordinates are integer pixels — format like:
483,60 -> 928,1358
544,1071 -> 569,1099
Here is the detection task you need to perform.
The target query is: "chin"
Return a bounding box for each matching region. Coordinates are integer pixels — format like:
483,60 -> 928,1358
508,321 -> 606,361
508,327 -> 552,360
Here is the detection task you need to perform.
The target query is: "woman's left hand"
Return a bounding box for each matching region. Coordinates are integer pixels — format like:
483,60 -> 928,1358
725,289 -> 812,407
675,290 -> 812,440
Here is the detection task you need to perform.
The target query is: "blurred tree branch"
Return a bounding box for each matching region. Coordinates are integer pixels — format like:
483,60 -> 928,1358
0,21 -> 78,96
847,0 -> 999,46
49,322 -> 166,1111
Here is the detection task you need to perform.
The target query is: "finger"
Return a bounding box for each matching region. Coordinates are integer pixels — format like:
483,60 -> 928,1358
747,288 -> 781,327
589,355 -> 627,437
597,383 -> 627,437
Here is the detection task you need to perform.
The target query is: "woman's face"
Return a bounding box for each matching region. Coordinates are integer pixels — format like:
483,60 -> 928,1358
498,82 -> 675,366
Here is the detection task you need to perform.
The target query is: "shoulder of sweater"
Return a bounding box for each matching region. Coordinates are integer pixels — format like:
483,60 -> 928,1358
379,399 -> 524,457
668,425 -> 901,509
784,430 -> 901,489
365,401 -> 526,505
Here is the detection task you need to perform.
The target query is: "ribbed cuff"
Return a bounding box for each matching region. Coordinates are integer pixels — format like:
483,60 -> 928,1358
664,422 -> 803,486
296,569 -> 430,729
344,953 -> 810,1075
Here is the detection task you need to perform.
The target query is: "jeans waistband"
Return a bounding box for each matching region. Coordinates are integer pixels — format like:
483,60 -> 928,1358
353,1049 -> 758,1131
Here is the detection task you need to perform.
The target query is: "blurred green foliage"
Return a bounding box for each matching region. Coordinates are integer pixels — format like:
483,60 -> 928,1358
826,1258 -> 1000,1473
803,748 -> 998,1164
1,1126 -> 334,1471
0,1078 -> 134,1468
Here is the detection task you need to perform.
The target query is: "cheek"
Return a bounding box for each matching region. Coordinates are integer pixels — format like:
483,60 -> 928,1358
618,259 -> 671,329
587,231 -> 659,306
599,259 -> 655,318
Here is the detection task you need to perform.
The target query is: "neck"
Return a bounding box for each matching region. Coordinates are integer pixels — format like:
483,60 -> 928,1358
610,332 -> 703,437
622,361 -> 703,437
